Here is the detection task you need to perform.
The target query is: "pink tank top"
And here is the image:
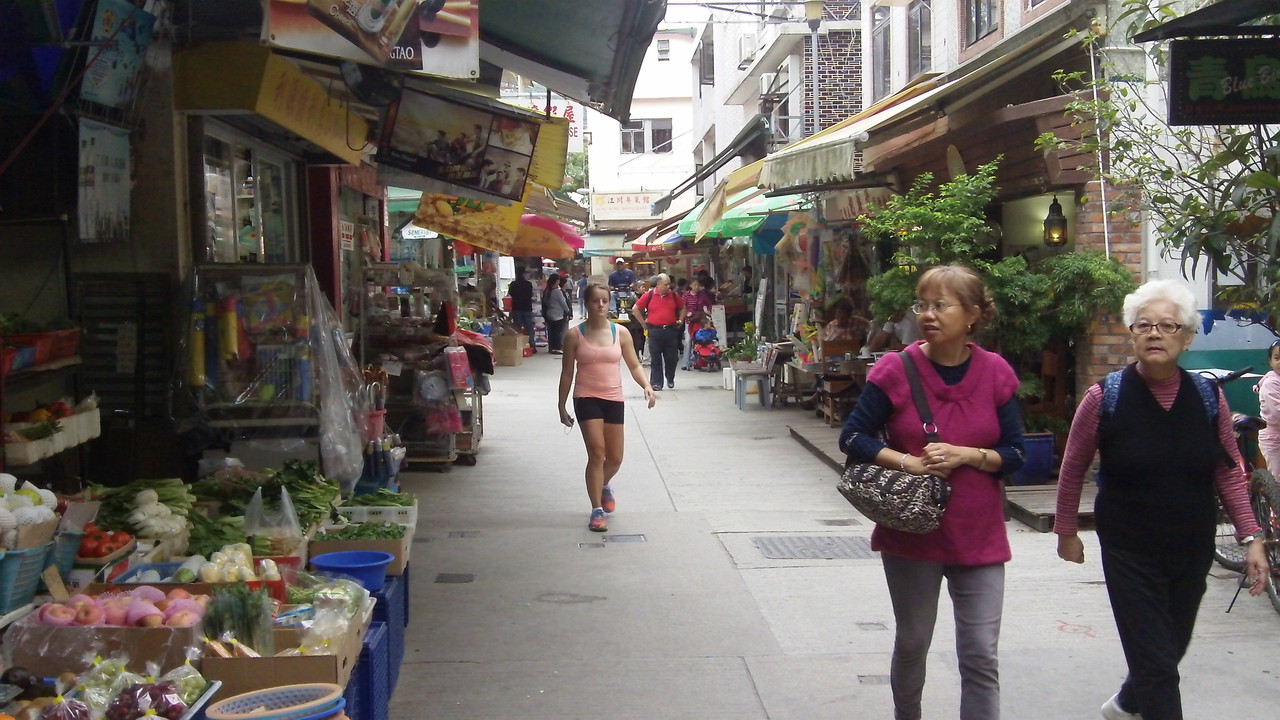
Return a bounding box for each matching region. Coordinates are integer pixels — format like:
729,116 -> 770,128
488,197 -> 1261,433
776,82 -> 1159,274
573,323 -> 625,402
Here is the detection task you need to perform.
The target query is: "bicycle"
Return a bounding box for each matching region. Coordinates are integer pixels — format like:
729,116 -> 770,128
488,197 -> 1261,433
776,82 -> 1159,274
1198,367 -> 1280,613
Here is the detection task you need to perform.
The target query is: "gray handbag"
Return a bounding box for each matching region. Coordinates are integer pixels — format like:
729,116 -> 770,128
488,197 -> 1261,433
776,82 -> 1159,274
837,352 -> 951,533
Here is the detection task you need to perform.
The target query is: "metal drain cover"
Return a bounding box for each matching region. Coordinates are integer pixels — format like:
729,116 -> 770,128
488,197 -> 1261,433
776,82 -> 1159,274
448,531 -> 481,538
753,535 -> 875,559
435,573 -> 475,583
605,534 -> 646,543
819,519 -> 861,526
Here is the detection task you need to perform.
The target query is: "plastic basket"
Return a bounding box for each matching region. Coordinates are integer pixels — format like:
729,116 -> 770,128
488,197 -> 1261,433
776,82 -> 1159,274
341,676 -> 362,720
310,551 -> 393,591
0,541 -> 55,614
115,560 -> 289,601
5,333 -> 54,364
334,501 -> 417,528
353,622 -> 389,720
205,683 -> 344,720
41,531 -> 83,591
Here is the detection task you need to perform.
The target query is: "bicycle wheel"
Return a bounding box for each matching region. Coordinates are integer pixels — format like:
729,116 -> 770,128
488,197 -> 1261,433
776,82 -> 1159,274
1213,493 -> 1248,572
1249,469 -> 1280,615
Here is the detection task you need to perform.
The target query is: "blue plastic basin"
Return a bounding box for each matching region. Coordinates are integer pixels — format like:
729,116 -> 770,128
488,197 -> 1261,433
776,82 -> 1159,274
309,551 -> 394,591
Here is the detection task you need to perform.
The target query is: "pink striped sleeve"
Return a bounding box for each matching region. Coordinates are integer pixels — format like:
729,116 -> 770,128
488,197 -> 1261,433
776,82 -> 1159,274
1214,392 -> 1261,537
1054,384 -> 1103,535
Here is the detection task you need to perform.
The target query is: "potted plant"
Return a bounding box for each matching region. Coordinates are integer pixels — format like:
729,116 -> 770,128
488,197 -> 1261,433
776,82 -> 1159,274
725,321 -> 763,365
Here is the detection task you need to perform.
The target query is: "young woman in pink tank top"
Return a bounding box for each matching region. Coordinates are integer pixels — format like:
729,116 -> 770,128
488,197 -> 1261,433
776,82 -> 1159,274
558,282 -> 656,532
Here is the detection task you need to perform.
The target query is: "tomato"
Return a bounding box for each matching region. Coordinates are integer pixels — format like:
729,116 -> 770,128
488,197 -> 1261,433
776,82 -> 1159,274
111,531 -> 132,544
100,542 -> 121,555
78,537 -> 102,557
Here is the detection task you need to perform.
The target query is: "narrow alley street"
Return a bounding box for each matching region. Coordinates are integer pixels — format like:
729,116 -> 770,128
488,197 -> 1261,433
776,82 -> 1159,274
391,353 -> 1279,719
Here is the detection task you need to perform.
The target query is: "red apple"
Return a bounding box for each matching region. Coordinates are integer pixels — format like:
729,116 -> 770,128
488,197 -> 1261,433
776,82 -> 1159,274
166,588 -> 193,601
74,603 -> 105,626
38,603 -> 77,626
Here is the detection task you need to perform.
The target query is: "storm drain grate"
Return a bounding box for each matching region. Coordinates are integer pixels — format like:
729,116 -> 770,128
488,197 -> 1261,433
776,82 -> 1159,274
448,531 -> 481,538
697,386 -> 719,390
753,535 -> 875,560
605,534 -> 646,543
819,519 -> 861,526
578,542 -> 606,549
857,622 -> 888,631
412,537 -> 435,543
859,675 -> 891,685
434,573 -> 475,583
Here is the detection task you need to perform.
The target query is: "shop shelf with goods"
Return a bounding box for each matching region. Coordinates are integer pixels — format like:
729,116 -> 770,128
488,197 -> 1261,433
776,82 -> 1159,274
358,262 -> 488,471
172,264 -> 368,493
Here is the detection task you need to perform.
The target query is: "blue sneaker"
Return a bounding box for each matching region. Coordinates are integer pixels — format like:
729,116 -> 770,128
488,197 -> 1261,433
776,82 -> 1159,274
601,485 -> 616,514
589,508 -> 608,532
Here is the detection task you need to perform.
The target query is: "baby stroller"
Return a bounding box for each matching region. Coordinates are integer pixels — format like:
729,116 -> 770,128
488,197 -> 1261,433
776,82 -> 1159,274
691,326 -> 722,371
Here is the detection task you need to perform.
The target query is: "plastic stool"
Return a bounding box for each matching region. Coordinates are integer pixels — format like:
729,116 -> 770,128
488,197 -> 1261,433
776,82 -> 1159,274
734,372 -> 771,410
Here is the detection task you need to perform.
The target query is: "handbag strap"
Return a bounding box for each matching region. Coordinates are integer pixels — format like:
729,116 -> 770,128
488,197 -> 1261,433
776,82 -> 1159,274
899,352 -> 940,443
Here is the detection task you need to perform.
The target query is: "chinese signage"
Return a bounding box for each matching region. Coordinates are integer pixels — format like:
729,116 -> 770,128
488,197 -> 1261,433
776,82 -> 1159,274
78,119 -> 131,244
1169,39 -> 1280,126
823,187 -> 893,222
264,0 -> 478,79
339,219 -> 356,251
79,0 -> 156,109
523,98 -> 584,153
377,87 -> 540,202
592,192 -> 658,221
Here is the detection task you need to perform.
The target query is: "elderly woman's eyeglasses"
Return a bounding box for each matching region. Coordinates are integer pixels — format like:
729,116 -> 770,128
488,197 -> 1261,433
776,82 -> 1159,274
1129,321 -> 1183,335
910,300 -> 956,315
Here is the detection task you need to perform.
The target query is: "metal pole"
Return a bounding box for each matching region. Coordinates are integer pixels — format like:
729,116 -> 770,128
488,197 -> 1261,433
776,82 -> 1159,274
810,28 -> 819,136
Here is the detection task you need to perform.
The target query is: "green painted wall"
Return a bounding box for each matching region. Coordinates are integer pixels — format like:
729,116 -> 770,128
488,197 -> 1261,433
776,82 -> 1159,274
1180,349 -> 1265,416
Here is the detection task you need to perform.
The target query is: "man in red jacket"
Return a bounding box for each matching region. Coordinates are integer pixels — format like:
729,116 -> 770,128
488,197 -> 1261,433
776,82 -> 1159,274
632,273 -> 685,390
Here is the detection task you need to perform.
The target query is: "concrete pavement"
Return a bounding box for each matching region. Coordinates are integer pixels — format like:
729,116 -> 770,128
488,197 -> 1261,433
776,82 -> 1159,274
391,350 -> 1280,719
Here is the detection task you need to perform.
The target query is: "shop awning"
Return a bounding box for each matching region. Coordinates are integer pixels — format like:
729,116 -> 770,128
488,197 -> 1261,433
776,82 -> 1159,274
651,114 -> 770,215
758,82 -> 941,192
676,190 -> 808,239
479,0 -> 666,122
1131,0 -> 1280,41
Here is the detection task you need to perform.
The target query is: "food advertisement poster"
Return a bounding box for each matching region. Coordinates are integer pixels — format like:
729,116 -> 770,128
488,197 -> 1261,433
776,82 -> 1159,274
408,187 -> 529,254
264,0 -> 478,79
78,119 -> 131,244
377,87 -> 540,202
79,0 -> 157,109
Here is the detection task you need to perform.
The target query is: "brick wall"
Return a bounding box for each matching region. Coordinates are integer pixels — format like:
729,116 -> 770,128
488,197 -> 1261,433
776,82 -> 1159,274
1072,180 -> 1144,390
802,30 -> 862,131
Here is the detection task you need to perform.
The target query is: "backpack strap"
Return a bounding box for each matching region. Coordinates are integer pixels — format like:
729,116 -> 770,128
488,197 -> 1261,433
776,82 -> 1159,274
1099,369 -> 1124,421
1187,371 -> 1219,424
1098,367 -> 1218,424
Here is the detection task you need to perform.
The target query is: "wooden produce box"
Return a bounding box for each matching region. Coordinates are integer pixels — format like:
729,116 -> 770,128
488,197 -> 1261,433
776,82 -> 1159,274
5,619 -> 202,676
493,334 -> 526,366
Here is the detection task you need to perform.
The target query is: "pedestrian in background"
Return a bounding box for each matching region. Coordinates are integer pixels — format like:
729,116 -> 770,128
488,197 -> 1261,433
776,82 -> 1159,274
632,273 -> 684,390
542,273 -> 571,355
680,277 -> 715,371
506,268 -> 537,354
839,264 -> 1024,720
559,282 -> 656,532
1054,279 -> 1267,720
1257,339 -> 1280,472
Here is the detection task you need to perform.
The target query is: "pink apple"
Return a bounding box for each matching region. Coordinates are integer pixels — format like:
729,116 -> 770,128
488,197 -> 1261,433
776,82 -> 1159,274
164,611 -> 200,628
38,603 -> 77,626
101,599 -> 128,626
166,588 -> 193,601
66,594 -> 94,609
74,603 -> 105,626
138,614 -> 165,628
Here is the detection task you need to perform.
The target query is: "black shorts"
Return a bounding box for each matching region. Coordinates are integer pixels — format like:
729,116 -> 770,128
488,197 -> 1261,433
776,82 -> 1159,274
573,396 -> 625,425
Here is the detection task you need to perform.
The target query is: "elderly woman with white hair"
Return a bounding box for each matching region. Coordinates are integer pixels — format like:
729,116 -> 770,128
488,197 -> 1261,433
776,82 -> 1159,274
1054,278 -> 1268,720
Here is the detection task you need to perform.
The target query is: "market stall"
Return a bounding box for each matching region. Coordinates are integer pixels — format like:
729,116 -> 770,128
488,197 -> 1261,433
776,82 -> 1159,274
0,466 -> 419,720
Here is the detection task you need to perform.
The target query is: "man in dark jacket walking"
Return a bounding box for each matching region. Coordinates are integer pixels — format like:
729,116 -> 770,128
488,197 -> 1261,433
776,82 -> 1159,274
507,269 -> 537,353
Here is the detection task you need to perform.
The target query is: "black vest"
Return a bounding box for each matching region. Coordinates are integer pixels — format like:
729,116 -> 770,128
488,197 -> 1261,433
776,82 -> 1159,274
1095,366 -> 1222,552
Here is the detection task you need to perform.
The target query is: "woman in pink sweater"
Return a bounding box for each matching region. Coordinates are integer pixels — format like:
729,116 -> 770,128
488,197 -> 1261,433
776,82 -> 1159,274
839,265 -> 1023,720
558,283 -> 655,532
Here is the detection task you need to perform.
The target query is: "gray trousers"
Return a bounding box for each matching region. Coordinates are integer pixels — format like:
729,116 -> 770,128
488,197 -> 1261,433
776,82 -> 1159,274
882,553 -> 1005,720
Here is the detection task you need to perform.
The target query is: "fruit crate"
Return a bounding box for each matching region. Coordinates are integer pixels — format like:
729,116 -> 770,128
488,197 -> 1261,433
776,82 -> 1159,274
0,541 -> 55,614
41,531 -> 84,591
334,500 -> 417,528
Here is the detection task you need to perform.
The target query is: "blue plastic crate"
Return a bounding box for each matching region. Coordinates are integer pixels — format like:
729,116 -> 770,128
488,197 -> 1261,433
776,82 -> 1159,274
401,564 -> 410,626
0,542 -> 55,614
371,574 -> 405,692
352,621 -> 390,720
343,662 -> 364,720
41,531 -> 83,591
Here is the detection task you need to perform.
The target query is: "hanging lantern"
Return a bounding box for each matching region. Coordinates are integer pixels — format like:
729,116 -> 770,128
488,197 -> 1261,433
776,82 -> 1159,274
1043,196 -> 1068,247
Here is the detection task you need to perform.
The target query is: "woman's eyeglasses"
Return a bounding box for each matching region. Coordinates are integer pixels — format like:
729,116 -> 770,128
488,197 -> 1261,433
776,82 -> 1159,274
910,300 -> 957,315
1128,321 -> 1183,335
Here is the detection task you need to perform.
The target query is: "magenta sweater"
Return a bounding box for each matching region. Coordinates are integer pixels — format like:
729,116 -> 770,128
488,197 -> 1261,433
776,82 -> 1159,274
869,342 -> 1020,565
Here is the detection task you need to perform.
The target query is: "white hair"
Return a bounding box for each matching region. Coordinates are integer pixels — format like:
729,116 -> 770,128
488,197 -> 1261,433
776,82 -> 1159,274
1122,279 -> 1199,331
654,273 -> 670,284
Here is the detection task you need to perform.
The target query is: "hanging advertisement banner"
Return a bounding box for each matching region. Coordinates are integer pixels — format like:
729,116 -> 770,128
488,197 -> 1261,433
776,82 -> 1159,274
263,0 -> 478,80
408,186 -> 530,254
78,119 -> 131,244
79,0 -> 157,109
377,86 -> 541,202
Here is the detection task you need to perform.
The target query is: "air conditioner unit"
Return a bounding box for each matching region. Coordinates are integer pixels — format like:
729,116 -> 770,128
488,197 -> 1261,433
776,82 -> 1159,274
738,34 -> 757,67
760,72 -> 781,97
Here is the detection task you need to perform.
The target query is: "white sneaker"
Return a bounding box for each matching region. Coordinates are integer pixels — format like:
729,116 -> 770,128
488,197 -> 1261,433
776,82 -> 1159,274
1101,694 -> 1141,720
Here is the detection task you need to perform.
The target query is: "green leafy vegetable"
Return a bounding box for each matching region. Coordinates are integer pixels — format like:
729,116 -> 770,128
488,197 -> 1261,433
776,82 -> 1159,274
314,522 -> 405,541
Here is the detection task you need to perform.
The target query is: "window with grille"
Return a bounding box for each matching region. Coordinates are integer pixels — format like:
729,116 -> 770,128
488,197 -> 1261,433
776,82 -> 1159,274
871,6 -> 891,102
966,0 -> 998,46
620,121 -> 645,153
620,119 -> 673,154
908,1 -> 932,80
657,39 -> 670,61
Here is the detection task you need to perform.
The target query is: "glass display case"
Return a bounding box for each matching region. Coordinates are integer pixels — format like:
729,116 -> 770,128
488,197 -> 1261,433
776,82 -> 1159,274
201,128 -> 298,264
